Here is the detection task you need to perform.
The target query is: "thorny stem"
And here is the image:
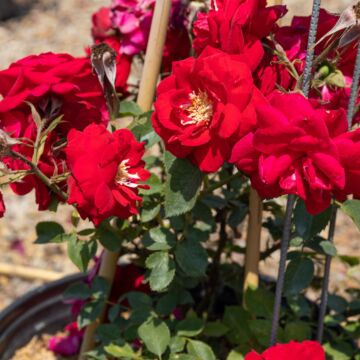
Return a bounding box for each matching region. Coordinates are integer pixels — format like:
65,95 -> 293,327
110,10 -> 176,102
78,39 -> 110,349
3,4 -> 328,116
200,172 -> 242,197
9,149 -> 68,201
347,43 -> 360,125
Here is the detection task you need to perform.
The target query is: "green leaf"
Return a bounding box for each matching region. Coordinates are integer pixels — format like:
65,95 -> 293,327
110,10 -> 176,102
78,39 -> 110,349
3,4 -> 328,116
328,294 -> 348,313
169,336 -> 186,353
145,252 -> 175,291
143,227 -> 177,251
341,199 -> 360,231
223,306 -> 251,344
170,355 -> 197,360
119,101 -> 143,116
35,221 -> 65,244
320,241 -> 337,256
176,317 -> 205,337
63,282 -> 91,300
140,174 -> 163,195
323,342 -> 353,360
128,111 -> 160,147
67,235 -> 97,272
138,317 -> 171,357
228,203 -> 248,229
78,299 -> 104,328
187,339 -> 216,360
244,288 -> 274,318
249,319 -> 272,347
164,158 -> 203,217
108,304 -> 121,322
140,202 -> 161,223
97,224 -> 122,252
203,321 -> 229,337
175,237 -> 208,277
284,321 -> 311,342
226,351 -> 244,360
284,258 -> 314,296
104,342 -> 139,359
127,292 -> 152,309
96,324 -> 122,342
294,200 -> 332,240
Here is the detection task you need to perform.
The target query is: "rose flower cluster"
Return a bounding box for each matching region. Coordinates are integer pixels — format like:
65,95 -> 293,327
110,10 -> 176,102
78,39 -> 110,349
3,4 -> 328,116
0,51 -> 148,224
152,0 -> 360,215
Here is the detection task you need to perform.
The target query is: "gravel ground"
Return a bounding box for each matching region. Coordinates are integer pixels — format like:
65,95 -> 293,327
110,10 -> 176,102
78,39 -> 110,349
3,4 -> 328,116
0,0 -> 358,313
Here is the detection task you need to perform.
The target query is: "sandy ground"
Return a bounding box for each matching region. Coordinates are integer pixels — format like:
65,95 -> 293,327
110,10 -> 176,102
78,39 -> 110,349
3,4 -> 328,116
0,0 -> 358,312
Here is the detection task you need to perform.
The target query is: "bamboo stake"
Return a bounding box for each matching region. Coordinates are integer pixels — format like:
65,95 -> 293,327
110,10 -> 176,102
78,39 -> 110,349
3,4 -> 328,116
78,1 -> 171,358
243,0 -> 282,296
243,189 -> 263,294
0,262 -> 66,282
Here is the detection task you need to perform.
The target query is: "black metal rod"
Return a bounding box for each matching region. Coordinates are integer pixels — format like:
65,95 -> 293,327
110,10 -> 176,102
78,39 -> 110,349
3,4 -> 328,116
269,194 -> 296,345
269,0 -> 321,345
347,43 -> 360,127
316,205 -> 337,343
302,0 -> 322,96
317,30 -> 360,345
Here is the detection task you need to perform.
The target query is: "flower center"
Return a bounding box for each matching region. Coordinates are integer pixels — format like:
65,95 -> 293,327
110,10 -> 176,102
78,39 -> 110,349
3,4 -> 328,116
181,90 -> 213,126
115,159 -> 140,188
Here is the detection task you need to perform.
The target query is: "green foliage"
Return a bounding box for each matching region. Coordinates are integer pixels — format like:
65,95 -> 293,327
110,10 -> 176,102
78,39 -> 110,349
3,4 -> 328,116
187,339 -> 216,360
145,251 -> 176,291
35,221 -> 66,244
164,156 -> 203,217
341,199 -> 360,231
143,227 -> 177,251
294,200 -> 332,240
138,317 -> 171,357
284,258 -> 314,296
67,234 -> 97,272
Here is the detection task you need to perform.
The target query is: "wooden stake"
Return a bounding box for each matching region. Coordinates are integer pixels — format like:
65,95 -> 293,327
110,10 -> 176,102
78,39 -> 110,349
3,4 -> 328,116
79,1 -> 171,358
243,0 -> 282,297
0,262 -> 66,282
243,189 -> 263,294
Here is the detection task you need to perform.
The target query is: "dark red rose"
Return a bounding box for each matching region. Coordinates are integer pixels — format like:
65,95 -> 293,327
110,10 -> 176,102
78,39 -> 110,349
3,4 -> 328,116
334,128 -> 360,200
65,124 -> 150,226
0,53 -> 108,137
91,7 -> 115,41
193,0 -> 286,71
230,92 -> 347,214
152,47 -> 262,173
0,191 -> 5,217
3,132 -> 67,210
245,340 -> 326,360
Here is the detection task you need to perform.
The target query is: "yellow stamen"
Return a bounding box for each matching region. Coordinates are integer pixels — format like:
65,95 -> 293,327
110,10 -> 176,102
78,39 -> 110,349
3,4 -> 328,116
115,159 -> 140,188
181,90 -> 213,126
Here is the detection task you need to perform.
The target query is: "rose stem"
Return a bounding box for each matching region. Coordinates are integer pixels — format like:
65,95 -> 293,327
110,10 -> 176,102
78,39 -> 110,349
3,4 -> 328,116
242,0 -> 283,303
270,0 -> 321,346
78,0 -> 172,358
317,38 -> 360,343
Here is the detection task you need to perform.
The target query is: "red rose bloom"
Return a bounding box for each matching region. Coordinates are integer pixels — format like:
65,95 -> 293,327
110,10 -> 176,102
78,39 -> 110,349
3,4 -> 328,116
0,52 -> 108,137
4,134 -> 67,210
0,191 -> 5,217
245,341 -> 326,360
334,128 -> 360,199
152,47 -> 262,173
65,124 -> 150,226
193,0 -> 286,70
230,92 -> 347,214
91,7 -> 115,41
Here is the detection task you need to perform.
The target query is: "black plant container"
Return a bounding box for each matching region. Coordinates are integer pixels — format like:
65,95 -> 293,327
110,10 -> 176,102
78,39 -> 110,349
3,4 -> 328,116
0,273 -> 85,360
